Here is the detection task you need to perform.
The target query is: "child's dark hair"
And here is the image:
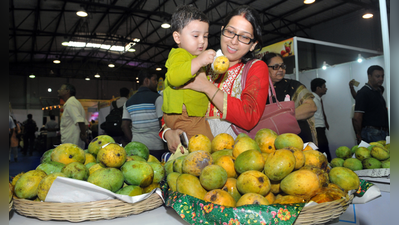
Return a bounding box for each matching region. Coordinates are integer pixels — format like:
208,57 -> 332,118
171,5 -> 209,33
222,5 -> 263,63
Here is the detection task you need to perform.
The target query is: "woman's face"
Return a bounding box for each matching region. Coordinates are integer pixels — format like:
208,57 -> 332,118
220,15 -> 257,67
268,56 -> 286,84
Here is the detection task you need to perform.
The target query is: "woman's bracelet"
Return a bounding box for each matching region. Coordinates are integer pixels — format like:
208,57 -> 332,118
162,128 -> 171,142
211,89 -> 219,101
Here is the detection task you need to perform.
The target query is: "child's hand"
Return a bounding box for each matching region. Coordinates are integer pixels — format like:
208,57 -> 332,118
196,49 -> 216,67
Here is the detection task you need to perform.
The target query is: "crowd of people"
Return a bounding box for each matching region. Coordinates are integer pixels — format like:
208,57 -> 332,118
9,5 -> 389,163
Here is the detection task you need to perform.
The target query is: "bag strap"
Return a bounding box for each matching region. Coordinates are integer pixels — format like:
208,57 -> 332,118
241,59 -> 281,106
112,101 -> 118,109
240,59 -> 256,89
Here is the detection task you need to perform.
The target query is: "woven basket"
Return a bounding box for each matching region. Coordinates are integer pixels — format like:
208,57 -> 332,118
13,193 -> 163,222
9,200 -> 13,212
294,194 -> 354,225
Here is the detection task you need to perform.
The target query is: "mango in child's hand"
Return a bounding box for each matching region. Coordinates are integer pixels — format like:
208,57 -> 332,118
212,55 -> 229,74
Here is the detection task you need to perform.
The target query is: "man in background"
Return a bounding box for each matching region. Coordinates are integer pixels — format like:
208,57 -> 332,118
311,78 -> 331,161
121,69 -> 165,161
45,115 -> 59,150
107,87 -> 130,145
58,83 -> 88,149
22,114 -> 37,156
353,65 -> 388,144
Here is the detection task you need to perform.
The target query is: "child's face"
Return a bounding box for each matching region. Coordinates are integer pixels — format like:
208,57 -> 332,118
173,20 -> 209,56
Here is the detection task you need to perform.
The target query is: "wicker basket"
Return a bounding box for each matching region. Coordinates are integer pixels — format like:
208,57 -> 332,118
294,194 -> 354,225
13,193 -> 163,222
9,200 -> 13,212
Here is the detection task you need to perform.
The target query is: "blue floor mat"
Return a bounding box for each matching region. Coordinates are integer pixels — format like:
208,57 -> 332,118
9,149 -> 43,180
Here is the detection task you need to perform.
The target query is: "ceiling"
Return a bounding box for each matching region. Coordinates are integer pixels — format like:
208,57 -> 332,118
9,0 -> 386,81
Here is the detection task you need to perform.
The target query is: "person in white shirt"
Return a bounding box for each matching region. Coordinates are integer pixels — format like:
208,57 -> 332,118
58,83 -> 89,149
311,78 -> 331,161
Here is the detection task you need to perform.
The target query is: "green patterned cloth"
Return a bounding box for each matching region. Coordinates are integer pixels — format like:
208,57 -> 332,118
162,179 -> 373,225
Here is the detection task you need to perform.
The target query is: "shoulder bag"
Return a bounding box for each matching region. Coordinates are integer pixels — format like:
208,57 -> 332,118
231,60 -> 301,138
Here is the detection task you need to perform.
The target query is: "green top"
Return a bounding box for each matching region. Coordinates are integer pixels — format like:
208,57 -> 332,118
162,48 -> 209,116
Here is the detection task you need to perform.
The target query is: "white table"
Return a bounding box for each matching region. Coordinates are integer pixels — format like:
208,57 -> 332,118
9,192 -> 390,225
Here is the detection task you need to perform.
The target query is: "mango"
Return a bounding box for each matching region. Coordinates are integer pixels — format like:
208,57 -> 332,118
51,143 -> 86,165
255,128 -> 278,154
148,162 -> 165,183
335,146 -> 352,159
188,134 -> 211,153
164,159 -> 175,176
236,170 -> 271,196
211,149 -> 233,162
173,155 -> 187,174
200,165 -> 228,191
343,158 -> 363,171
215,155 -> 237,178
87,168 -> 124,192
280,170 -> 321,198
88,135 -> 115,156
125,141 -> 150,161
182,150 -> 213,177
204,189 -> 236,207
329,167 -> 360,192
370,146 -> 389,161
362,157 -> 382,169
264,149 -> 295,181
116,185 -> 143,196
330,158 -> 344,168
232,136 -> 260,159
166,172 -> 180,192
176,174 -> 207,200
274,133 -> 303,150
40,149 -> 54,163
355,147 -> 371,161
61,162 -> 89,180
121,161 -> 154,187
222,178 -> 241,202
14,170 -> 47,199
211,133 -> 234,153
97,143 -> 126,168
236,193 -> 269,207
381,158 -> 390,168
234,149 -> 265,174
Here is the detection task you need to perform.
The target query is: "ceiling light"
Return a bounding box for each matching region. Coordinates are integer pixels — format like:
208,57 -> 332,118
322,61 -> 329,70
304,0 -> 315,4
362,13 -> 373,19
61,41 -> 69,46
85,77 -> 90,81
108,63 -> 115,68
128,48 -> 136,52
136,77 -> 138,80
76,6 -> 88,17
48,88 -> 52,92
136,80 -> 139,83
94,73 -> 100,78
29,74 -> 35,78
156,67 -> 162,71
161,21 -> 171,29
357,54 -> 365,63
133,38 -> 140,42
53,59 -> 61,64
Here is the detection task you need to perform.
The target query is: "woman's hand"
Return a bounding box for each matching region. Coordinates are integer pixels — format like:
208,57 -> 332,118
183,72 -> 210,93
164,128 -> 185,154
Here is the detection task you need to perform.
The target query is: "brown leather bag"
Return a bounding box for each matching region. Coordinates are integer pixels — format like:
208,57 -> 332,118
231,60 -> 301,138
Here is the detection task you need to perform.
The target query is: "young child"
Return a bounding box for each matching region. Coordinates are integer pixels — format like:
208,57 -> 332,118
162,5 -> 216,142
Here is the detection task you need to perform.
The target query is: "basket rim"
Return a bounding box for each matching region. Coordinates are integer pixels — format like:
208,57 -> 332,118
13,193 -> 164,222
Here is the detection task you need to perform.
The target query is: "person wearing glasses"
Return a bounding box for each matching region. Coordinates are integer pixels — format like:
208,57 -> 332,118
263,52 -> 317,144
162,5 -> 269,153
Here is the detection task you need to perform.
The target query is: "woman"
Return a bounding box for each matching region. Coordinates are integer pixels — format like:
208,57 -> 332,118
163,5 -> 269,153
263,52 -> 317,144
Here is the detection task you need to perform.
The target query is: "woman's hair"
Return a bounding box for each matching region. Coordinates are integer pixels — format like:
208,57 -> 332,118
222,5 -> 263,63
263,52 -> 283,65
171,5 -> 209,33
